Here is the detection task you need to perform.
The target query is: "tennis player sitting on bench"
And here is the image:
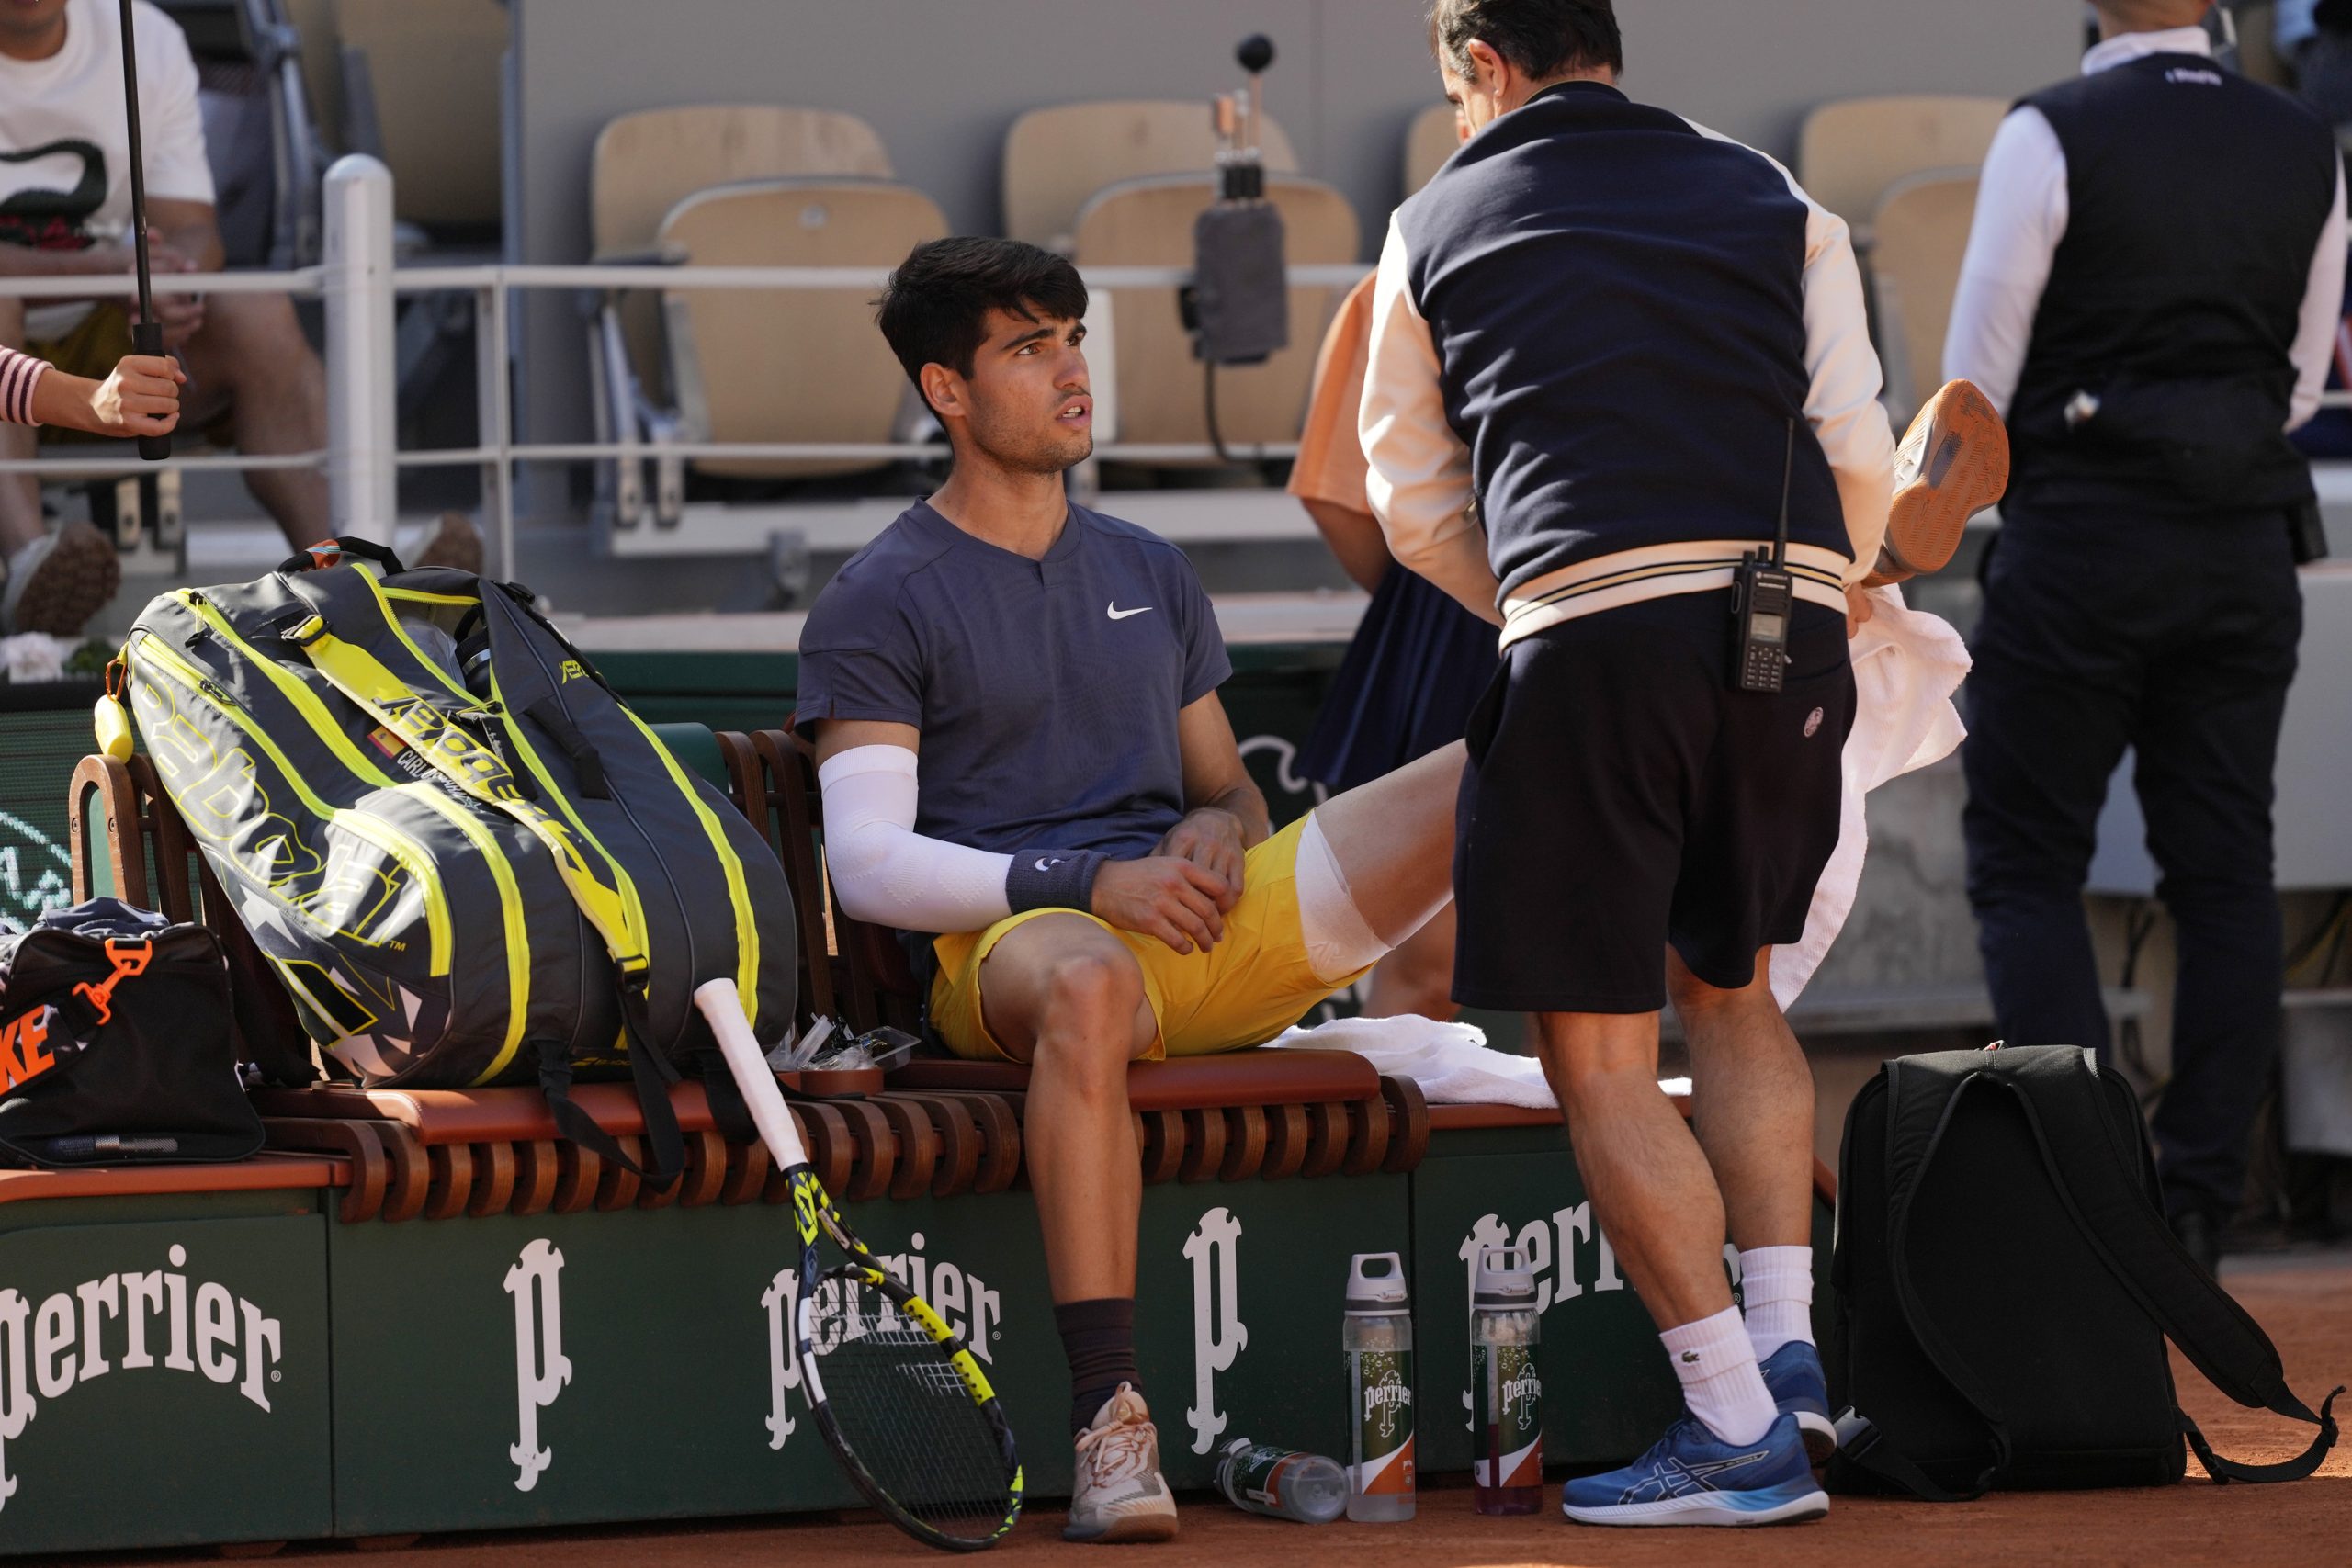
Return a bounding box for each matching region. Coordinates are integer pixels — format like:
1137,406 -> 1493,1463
796,237 -> 1460,1546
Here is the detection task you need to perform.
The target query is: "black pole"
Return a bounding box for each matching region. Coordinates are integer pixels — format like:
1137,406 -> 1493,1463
118,0 -> 170,461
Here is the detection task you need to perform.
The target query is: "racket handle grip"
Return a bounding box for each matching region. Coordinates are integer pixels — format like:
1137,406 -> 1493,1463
130,321 -> 170,462
695,978 -> 809,1169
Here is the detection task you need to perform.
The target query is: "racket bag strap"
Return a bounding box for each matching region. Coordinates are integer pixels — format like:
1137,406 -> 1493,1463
524,696 -> 611,799
533,986 -> 686,1189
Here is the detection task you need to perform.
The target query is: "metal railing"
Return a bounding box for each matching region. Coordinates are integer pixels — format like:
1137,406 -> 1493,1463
6,153 -> 2346,580
1,157 -> 1380,575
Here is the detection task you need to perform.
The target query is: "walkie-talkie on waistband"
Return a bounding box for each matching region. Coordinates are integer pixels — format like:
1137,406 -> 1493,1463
1730,417 -> 1798,694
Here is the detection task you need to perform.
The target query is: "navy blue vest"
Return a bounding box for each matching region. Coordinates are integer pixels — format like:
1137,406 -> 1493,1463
2007,55 -> 2336,514
1395,82 -> 1846,598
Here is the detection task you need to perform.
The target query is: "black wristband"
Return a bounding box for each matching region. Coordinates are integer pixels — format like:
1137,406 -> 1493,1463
1005,848 -> 1107,915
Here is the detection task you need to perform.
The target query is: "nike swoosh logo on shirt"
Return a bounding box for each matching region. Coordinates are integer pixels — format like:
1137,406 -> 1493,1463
1106,604 -> 1153,620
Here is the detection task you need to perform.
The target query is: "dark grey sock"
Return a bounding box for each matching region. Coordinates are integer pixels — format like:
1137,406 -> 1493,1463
1056,1296 -> 1139,1437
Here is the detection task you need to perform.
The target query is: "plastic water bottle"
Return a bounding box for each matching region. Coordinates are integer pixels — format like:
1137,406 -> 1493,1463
1215,1438 -> 1347,1523
1342,1251 -> 1416,1521
1471,1247 -> 1544,1516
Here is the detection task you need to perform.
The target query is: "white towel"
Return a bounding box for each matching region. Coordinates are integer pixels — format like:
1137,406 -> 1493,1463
1272,586 -> 1969,1107
1769,585 -> 1972,1008
1269,1014 -> 1693,1106
1270,1013 -> 1555,1106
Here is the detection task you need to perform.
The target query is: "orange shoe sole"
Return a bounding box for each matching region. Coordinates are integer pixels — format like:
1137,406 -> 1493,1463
1870,379 -> 2008,586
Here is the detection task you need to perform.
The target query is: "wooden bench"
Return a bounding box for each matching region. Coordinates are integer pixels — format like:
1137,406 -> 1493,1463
65,726 -> 1430,1222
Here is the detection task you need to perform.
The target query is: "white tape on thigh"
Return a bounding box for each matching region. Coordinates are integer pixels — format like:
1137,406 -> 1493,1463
1295,811 -> 1391,984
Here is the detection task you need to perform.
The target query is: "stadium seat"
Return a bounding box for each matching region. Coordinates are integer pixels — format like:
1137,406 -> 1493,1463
159,0 -> 331,268
1403,101 -> 1458,195
1001,98 -> 1301,250
283,0 -> 342,156
1868,170 -> 1980,428
590,106 -> 896,266
650,180 -> 948,481
1070,173 -> 1359,458
583,106 -> 912,520
2233,1 -> 2293,91
1795,94 -> 2006,248
334,0 -> 506,236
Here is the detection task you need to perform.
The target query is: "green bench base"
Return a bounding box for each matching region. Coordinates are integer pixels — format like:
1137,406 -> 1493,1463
0,1125 -> 1832,1556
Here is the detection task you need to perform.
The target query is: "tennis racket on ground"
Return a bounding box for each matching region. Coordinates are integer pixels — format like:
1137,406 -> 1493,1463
698,979 -> 1023,1551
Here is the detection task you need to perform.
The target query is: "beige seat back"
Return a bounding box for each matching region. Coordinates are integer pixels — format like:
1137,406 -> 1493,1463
656,180 -> 948,479
592,106 -> 894,259
593,106 -> 894,407
284,0 -> 343,157
336,0 -> 507,230
1796,95 -> 2007,239
1404,102 -> 1460,195
1870,171 -> 1980,426
1003,100 -> 1299,249
1071,174 -> 1360,455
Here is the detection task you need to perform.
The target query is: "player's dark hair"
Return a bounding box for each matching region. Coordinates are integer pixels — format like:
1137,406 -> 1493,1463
1426,0 -> 1623,82
875,237 -> 1089,413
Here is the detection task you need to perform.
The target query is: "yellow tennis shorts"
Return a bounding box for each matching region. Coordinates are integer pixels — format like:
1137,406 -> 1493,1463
928,814 -> 1371,1062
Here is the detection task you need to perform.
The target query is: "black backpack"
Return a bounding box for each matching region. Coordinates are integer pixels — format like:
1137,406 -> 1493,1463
1826,1043 -> 2340,1497
0,900 -> 266,1167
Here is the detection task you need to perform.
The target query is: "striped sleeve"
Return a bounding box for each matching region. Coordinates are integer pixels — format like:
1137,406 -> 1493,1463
0,346 -> 48,425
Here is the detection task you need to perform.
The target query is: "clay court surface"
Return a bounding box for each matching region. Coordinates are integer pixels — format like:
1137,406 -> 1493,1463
82,1251 -> 2346,1568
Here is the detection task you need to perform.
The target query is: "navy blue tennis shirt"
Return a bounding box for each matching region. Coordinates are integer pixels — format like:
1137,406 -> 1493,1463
794,500 -> 1231,862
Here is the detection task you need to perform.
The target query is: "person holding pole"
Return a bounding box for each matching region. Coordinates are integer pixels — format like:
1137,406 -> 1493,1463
0,0 -> 343,635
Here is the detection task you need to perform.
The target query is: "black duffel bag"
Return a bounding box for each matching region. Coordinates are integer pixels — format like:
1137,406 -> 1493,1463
1826,1043 -> 2339,1497
0,899 -> 264,1167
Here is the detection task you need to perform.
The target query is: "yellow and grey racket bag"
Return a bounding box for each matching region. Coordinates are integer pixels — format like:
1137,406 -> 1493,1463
108,537 -> 795,1176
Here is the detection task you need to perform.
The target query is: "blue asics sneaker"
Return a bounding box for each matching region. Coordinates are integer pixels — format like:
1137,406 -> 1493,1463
1758,1341 -> 1836,1463
1559,1411 -> 1828,1527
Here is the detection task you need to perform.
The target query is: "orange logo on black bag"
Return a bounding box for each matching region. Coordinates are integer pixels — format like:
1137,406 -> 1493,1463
0,1006 -> 57,1090
72,938 -> 153,1027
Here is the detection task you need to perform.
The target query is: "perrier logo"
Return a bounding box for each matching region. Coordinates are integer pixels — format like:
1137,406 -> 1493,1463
1363,1361 -> 1413,1440
1501,1365 -> 1542,1425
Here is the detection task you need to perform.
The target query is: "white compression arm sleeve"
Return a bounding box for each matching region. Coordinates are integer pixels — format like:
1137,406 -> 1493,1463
817,745 -> 1015,933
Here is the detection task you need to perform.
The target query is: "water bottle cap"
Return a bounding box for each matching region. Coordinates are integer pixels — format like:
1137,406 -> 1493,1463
1220,1437 -> 1251,1457
1473,1246 -> 1537,1307
1344,1250 -> 1409,1313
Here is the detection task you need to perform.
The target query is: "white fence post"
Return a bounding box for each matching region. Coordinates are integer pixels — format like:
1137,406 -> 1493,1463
323,154 -> 397,536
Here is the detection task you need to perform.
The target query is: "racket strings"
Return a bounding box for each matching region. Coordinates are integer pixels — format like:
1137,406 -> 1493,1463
814,1305 -> 1017,1544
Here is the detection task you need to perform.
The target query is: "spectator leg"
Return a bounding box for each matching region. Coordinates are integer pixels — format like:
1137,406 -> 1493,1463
0,298 -> 45,558
1670,945 -> 1813,1251
1309,737 -> 1463,948
1533,1008 -> 1735,1328
180,290 -> 331,550
973,913 -> 1157,1304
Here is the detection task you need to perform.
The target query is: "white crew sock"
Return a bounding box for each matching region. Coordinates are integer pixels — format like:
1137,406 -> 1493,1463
1737,1245 -> 1815,1361
1659,1305 -> 1779,1446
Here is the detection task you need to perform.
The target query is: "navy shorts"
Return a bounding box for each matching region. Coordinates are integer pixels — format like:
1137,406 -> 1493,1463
1452,592 -> 1853,1013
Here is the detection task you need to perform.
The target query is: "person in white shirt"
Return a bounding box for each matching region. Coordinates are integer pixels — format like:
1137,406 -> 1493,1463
1946,0 -> 2347,1274
0,0 -> 328,636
